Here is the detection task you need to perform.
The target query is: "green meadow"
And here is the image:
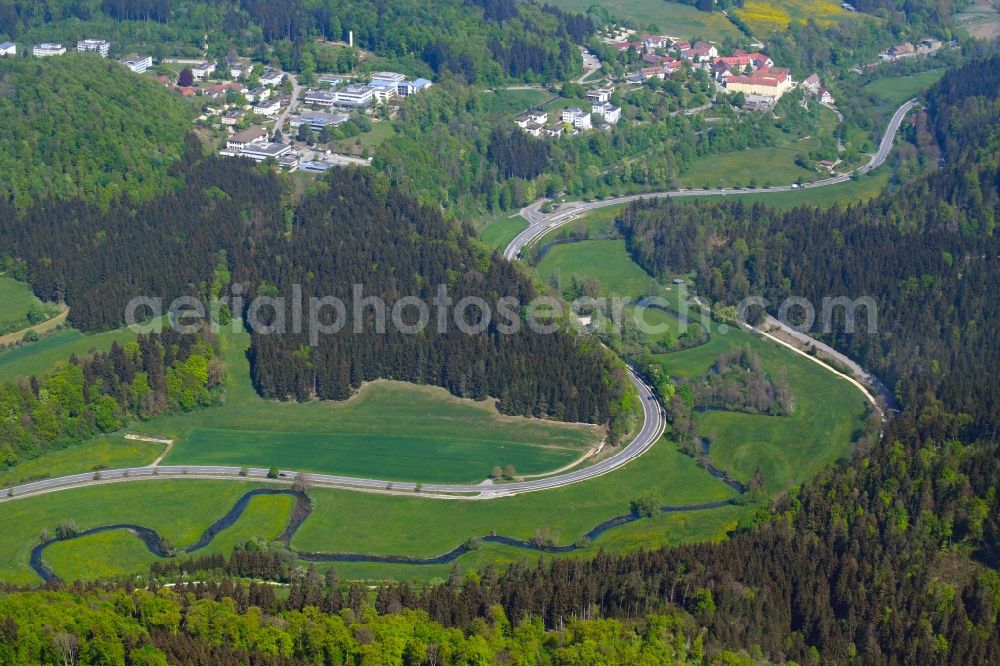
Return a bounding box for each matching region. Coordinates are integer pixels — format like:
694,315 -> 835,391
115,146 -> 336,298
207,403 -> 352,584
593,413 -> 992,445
156,326 -> 603,484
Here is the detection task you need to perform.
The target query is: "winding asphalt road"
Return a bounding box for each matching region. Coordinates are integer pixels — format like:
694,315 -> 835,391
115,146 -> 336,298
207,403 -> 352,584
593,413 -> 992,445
0,368 -> 665,503
504,98 -> 917,260
0,100 -> 915,506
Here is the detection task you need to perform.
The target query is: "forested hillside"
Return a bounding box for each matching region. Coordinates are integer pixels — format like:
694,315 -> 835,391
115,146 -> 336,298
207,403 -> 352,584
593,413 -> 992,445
0,137 -> 284,331
617,55 -> 1000,437
0,55 -> 192,208
366,55 -> 1000,664
246,170 -> 636,437
0,329 -> 220,472
0,146 -> 633,433
0,587 -> 746,664
0,0 -> 589,84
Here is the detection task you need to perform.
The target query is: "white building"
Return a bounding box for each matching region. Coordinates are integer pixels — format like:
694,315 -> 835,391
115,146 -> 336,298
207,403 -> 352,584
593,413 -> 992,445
77,39 -> 110,57
592,102 -> 621,124
371,85 -> 397,102
225,127 -> 269,152
33,43 -> 66,57
515,111 -> 548,129
586,88 -> 613,104
191,61 -> 216,80
120,54 -> 152,73
290,112 -> 350,132
332,84 -> 374,108
259,68 -> 284,86
245,87 -> 271,103
370,71 -> 407,87
397,78 -> 432,96
252,98 -> 282,117
304,89 -> 337,106
237,142 -> 291,162
562,107 -> 592,130
0,42 -> 15,56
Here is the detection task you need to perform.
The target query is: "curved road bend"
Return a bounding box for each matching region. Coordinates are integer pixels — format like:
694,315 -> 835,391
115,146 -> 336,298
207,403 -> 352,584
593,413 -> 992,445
504,99 -> 917,260
0,101 -> 915,506
0,368 -> 666,503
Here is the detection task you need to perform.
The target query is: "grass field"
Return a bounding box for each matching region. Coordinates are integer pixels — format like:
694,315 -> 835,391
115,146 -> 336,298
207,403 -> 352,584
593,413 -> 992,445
0,432 -> 738,583
537,239 -> 654,297
0,276 -> 62,339
158,326 -> 603,484
479,215 -> 529,250
332,120 -> 395,155
863,69 -> 946,106
548,0 -> 744,42
291,431 -> 736,557
0,435 -> 165,489
0,325 -> 144,383
0,480 -> 267,585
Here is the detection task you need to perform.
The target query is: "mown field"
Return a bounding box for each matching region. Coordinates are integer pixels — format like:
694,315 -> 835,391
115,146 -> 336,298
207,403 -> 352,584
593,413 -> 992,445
863,69 -> 946,106
0,276 -> 62,339
158,327 -> 603,484
479,215 -> 528,250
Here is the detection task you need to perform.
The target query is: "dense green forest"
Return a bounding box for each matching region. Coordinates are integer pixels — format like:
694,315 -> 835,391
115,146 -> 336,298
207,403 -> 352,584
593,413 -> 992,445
0,55 -> 191,208
0,146 -> 634,434
0,586 -> 761,664
0,328 -> 219,472
0,0 -> 590,84
245,170 -> 637,437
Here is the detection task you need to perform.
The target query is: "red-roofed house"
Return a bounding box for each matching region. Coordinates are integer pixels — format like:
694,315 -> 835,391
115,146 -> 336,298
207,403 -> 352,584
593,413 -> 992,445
641,66 -> 666,80
725,66 -> 793,99
672,39 -> 691,52
682,41 -> 718,62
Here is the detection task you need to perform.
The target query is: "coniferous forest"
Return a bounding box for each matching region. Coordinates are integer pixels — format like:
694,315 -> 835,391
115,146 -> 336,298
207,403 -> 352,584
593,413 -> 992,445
0,143 -> 634,435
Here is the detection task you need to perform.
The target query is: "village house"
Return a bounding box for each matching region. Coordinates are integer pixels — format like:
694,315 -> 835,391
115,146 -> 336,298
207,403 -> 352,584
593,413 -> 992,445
33,43 -> 66,57
641,66 -> 666,80
203,82 -> 246,98
562,107 -> 592,130
586,88 -> 613,103
227,57 -> 252,79
77,39 -> 110,57
515,111 -> 549,128
245,87 -> 271,103
682,41 -> 717,62
290,112 -> 350,133
252,98 -> 282,117
397,78 -> 432,96
191,61 -> 216,80
640,34 -> 670,49
801,73 -> 821,94
259,68 -> 284,86
592,102 -> 621,124
120,54 -> 152,73
332,84 -> 375,109
0,42 -> 15,56
221,109 -> 244,126
672,39 -> 691,52
304,89 -> 338,106
726,66 -> 793,100
225,127 -> 268,152
819,87 -> 835,105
